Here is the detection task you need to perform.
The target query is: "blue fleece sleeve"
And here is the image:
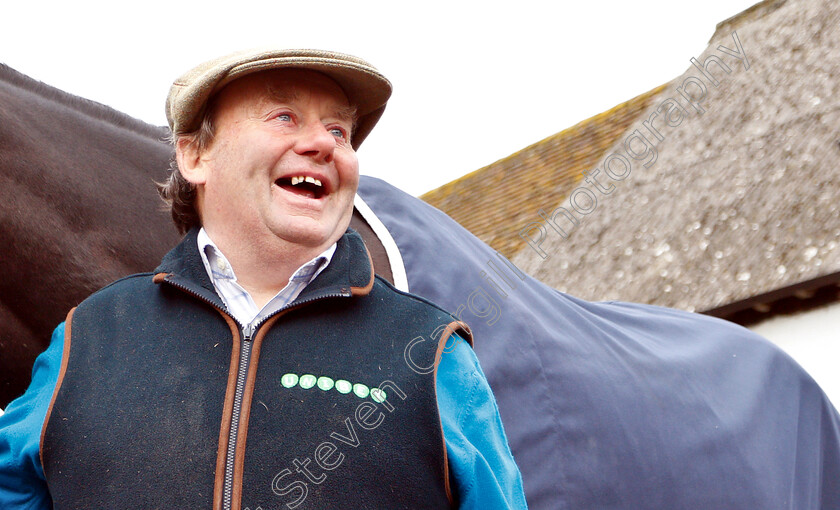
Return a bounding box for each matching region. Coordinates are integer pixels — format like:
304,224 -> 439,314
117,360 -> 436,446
0,323 -> 63,509
436,334 -> 528,509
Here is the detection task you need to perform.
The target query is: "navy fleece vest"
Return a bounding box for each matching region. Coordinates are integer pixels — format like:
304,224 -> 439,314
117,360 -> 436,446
41,230 -> 466,509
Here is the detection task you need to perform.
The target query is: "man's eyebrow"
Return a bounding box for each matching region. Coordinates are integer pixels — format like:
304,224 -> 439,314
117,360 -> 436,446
332,104 -> 358,127
263,84 -> 357,126
264,85 -> 300,105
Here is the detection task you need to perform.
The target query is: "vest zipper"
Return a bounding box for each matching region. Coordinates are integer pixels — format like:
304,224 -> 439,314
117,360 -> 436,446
222,321 -> 255,510
157,276 -> 248,510
162,275 -> 352,510
219,293 -> 349,510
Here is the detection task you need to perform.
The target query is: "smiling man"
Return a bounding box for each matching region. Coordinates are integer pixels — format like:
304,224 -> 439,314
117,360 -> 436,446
175,69 -> 362,307
0,49 -> 526,509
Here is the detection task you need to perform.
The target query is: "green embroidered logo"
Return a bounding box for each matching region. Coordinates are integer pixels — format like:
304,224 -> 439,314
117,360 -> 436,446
280,373 -> 387,402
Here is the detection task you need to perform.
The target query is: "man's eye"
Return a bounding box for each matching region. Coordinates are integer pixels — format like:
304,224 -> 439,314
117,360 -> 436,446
329,127 -> 347,139
275,113 -> 292,122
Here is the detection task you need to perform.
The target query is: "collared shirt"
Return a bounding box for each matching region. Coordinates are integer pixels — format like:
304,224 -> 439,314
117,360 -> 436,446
196,228 -> 336,326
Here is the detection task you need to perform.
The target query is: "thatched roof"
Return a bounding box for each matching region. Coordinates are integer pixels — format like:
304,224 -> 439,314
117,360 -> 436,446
423,0 -> 840,316
509,0 -> 840,314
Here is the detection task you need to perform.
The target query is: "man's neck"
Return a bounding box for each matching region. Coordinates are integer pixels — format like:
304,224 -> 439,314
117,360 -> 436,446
202,227 -> 333,308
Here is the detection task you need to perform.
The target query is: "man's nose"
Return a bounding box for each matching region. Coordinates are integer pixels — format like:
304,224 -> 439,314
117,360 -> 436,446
294,122 -> 336,163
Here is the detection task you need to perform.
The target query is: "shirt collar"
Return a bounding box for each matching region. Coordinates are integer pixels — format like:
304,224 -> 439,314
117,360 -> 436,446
196,227 -> 336,295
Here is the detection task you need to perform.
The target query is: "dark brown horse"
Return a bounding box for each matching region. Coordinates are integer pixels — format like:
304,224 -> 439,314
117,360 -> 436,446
0,64 -> 182,406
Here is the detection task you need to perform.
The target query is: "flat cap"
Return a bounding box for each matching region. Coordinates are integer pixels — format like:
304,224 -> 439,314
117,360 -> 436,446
166,48 -> 392,149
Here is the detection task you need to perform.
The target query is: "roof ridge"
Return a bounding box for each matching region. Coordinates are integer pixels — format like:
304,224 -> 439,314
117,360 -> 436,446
422,83 -> 670,199
421,82 -> 669,258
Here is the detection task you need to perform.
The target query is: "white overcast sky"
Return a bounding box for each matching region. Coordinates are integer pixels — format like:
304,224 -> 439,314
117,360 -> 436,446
3,0 -> 759,196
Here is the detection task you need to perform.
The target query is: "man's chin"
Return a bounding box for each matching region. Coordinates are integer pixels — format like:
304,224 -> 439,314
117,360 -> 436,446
271,223 -> 345,251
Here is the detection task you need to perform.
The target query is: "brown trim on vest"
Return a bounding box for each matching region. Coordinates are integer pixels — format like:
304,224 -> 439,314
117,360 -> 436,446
445,321 -> 473,348
230,313 -> 284,510
213,314 -> 244,510
432,320 -> 473,506
350,247 -> 375,296
39,307 -> 76,473
152,272 -> 167,284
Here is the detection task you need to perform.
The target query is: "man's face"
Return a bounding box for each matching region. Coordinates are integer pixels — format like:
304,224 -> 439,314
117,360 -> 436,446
183,69 -> 359,252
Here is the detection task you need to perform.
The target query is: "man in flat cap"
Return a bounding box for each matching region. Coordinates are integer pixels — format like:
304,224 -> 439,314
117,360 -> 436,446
0,49 -> 527,509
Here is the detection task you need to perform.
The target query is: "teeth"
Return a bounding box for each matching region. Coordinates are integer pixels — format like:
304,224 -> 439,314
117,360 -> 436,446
288,176 -> 322,187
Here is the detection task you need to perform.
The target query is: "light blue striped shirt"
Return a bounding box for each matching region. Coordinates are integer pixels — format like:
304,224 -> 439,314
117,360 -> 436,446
196,228 -> 336,326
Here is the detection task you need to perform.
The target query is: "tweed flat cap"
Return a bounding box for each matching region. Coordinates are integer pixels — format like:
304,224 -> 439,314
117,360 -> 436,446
166,48 -> 392,149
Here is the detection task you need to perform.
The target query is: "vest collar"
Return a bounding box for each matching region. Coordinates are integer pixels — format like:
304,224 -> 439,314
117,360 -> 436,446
153,228 -> 375,313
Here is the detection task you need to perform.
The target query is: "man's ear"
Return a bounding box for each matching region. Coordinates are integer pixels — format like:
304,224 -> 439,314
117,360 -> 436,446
176,137 -> 208,185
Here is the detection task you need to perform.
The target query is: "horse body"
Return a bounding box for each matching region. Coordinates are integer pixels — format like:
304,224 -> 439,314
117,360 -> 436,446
0,64 -> 180,406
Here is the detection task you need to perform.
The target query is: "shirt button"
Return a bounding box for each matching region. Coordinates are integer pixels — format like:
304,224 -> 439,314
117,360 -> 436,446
216,259 -> 227,271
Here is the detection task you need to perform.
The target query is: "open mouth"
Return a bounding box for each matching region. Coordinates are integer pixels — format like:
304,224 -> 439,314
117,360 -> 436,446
275,175 -> 326,199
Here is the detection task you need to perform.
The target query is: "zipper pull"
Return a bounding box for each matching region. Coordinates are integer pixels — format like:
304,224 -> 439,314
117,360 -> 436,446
243,323 -> 256,342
